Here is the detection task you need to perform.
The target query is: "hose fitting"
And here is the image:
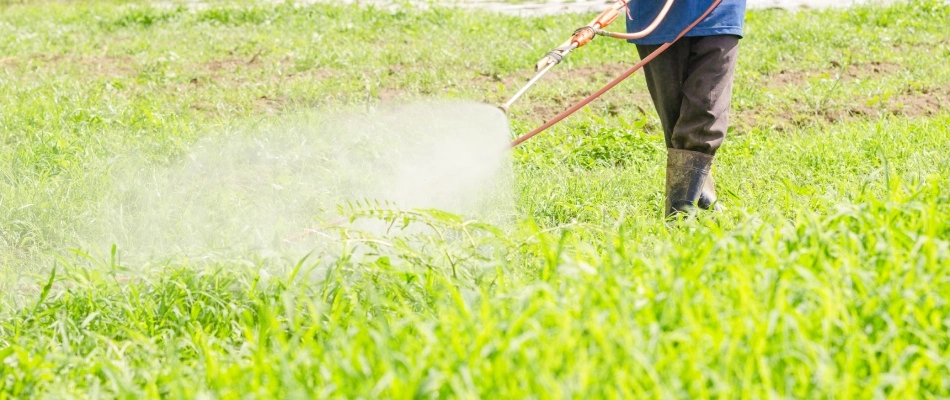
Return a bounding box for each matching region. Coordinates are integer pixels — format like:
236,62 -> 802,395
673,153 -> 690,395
571,26 -> 596,48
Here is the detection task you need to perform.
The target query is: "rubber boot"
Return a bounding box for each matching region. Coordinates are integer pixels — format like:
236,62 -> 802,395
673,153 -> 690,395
698,173 -> 722,212
665,148 -> 719,217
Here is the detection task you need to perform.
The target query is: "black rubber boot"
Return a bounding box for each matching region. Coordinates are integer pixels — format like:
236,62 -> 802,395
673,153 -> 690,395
665,148 -> 720,217
698,173 -> 722,211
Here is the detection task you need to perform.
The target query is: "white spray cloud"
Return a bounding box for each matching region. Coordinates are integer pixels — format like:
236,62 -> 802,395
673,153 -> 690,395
86,101 -> 514,261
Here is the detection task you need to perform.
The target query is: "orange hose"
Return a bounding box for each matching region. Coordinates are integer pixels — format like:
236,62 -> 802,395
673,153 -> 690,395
511,0 -> 723,148
621,0 -> 676,40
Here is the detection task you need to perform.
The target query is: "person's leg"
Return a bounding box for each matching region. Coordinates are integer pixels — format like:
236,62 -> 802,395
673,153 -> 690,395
671,35 -> 740,155
667,35 -> 739,216
635,40 -> 691,149
637,36 -> 740,216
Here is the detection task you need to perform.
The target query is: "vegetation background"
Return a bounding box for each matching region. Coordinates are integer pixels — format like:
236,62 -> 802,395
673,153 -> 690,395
1,0 -> 949,398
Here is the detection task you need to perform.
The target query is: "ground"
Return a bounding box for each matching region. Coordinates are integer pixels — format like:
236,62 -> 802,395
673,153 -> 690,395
1,0 -> 950,398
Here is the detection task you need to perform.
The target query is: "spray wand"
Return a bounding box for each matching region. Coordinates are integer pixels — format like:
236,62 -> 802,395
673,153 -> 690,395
502,0 -> 723,148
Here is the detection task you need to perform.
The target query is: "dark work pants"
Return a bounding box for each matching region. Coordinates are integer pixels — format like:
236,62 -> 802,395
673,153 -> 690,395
636,35 -> 740,156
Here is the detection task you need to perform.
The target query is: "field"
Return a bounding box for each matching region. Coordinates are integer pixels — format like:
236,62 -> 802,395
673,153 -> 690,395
2,0 -> 950,398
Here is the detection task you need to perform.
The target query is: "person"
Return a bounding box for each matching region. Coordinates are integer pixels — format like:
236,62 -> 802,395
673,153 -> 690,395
625,0 -> 747,217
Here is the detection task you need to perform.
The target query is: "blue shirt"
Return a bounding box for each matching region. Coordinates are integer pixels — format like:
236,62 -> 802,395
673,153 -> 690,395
625,0 -> 746,45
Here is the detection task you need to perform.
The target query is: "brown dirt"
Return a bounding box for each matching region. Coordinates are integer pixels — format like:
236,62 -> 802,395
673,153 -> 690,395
1,54 -> 137,76
196,56 -> 335,84
765,61 -> 902,88
376,88 -> 404,103
202,58 -> 249,72
201,54 -> 270,73
891,86 -> 950,116
253,94 -> 288,114
735,84 -> 950,132
735,61 -> 948,132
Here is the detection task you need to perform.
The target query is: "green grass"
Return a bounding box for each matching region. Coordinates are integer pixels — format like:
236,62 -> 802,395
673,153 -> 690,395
2,0 -> 950,398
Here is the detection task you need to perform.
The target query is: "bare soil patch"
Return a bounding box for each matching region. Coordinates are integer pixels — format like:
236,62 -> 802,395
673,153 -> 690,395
203,58 -> 254,72
253,94 -> 288,114
732,60 -> 950,131
764,61 -> 902,88
198,55 -> 334,84
736,83 -> 949,132
377,88 -> 405,103
1,54 -> 137,76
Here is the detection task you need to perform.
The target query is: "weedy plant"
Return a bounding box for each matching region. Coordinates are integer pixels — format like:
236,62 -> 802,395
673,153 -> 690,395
3,176 -> 949,398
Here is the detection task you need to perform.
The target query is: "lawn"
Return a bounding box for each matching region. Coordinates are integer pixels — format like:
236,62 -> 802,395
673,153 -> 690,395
1,0 -> 949,398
